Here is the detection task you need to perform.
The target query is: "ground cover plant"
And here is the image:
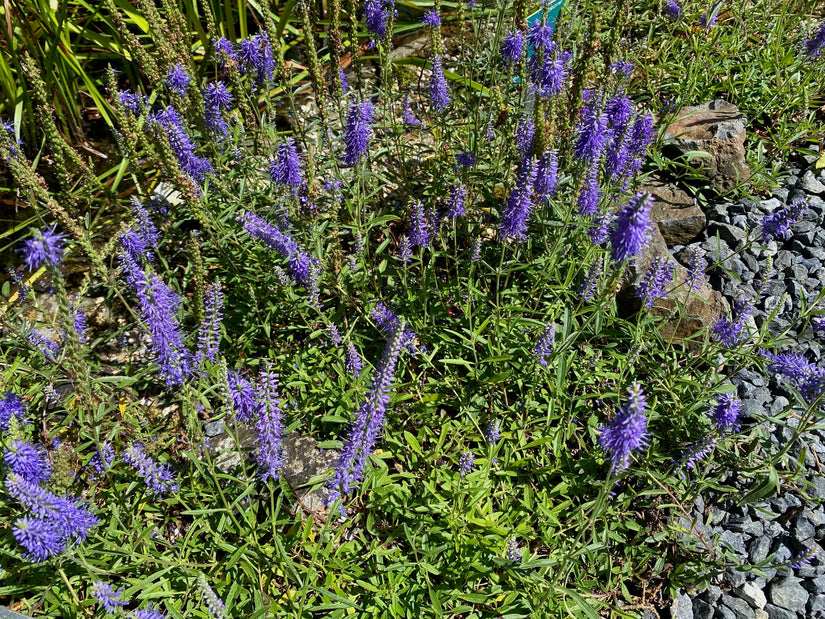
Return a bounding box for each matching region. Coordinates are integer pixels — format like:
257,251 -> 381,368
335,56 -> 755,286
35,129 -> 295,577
1,0 -> 825,616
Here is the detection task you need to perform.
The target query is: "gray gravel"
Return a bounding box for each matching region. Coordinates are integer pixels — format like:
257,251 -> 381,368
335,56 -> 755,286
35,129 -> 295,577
672,154 -> 825,618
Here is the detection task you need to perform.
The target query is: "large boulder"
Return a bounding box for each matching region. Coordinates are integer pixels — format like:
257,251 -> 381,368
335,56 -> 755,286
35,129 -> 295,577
641,178 -> 706,246
664,99 -> 751,195
619,225 -> 729,346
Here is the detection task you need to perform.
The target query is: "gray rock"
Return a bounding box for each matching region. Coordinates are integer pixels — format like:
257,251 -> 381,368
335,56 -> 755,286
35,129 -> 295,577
763,605 -> 795,619
672,591 -> 695,619
693,599 -> 714,619
722,594 -> 756,619
715,602 -> 737,619
793,513 -> 816,540
720,530 -> 748,557
769,577 -> 809,612
809,594 -> 825,616
801,170 -> 825,195
204,420 -> 225,437
726,567 -> 748,588
803,576 -> 825,594
279,434 -> 340,514
709,221 -> 747,247
707,586 -> 724,603
736,582 -> 767,609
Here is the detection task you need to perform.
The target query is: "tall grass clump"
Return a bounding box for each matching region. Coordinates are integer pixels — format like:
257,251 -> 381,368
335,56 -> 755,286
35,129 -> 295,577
2,0 -> 825,616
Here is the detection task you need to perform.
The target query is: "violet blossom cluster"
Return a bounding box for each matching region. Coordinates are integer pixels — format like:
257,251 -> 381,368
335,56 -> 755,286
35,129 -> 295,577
91,581 -> 129,614
194,281 -> 224,371
636,255 -> 675,309
327,322 -> 406,502
610,192 -> 654,262
238,210 -> 317,287
123,443 -> 179,496
712,298 -> 753,349
6,472 -> 99,562
598,382 -> 649,474
500,30 -> 525,68
499,158 -> 537,242
149,107 -> 213,183
710,393 -> 741,432
19,225 -> 66,271
164,64 -> 191,96
760,196 -> 811,243
5,440 -> 51,483
806,20 -> 825,59
364,0 -> 394,40
270,137 -> 304,192
120,242 -> 191,386
236,31 -> 275,85
0,390 -> 27,431
532,323 -> 557,367
429,55 -> 451,113
202,81 -> 233,137
227,371 -> 256,423
253,368 -> 285,481
343,100 -> 374,166
764,351 -> 825,403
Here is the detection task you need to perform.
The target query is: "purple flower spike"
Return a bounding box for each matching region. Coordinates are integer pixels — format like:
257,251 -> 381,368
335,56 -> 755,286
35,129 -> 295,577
500,30 -> 525,68
805,20 -> 825,59
598,382 -> 649,474
446,183 -> 467,219
458,451 -> 475,478
165,63 -> 191,96
402,96 -> 420,127
456,151 -> 476,167
429,55 -> 451,113
665,0 -> 681,19
579,260 -> 602,303
4,440 -> 51,484
364,0 -> 392,40
534,149 -> 558,202
227,371 -> 256,423
712,299 -> 753,348
635,255 -> 675,309
484,420 -> 501,445
344,100 -> 374,167
238,210 -> 316,287
610,192 -> 654,262
123,443 -> 179,496
516,116 -> 535,158
270,137 -> 304,191
699,1 -> 722,29
254,368 -> 284,481
92,581 -> 129,615
345,341 -> 363,376
710,393 -> 741,432
19,225 -> 66,271
574,105 -> 608,161
328,321 -> 407,502
675,436 -> 717,473
421,9 -> 440,28
203,82 -> 233,137
576,163 -> 601,216
0,390 -> 27,431
686,246 -> 705,291
533,323 -> 557,367
764,351 -> 825,402
499,158 -> 537,242
408,201 -> 433,248
760,196 -> 811,243
197,573 -> 227,618
194,281 -> 224,370
12,517 -> 65,563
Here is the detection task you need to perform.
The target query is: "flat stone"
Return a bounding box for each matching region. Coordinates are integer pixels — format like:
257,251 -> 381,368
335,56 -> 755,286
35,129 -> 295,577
720,530 -> 748,557
708,221 -> 747,247
280,434 -> 340,515
769,577 -> 809,612
801,170 -> 825,195
664,99 -> 751,195
763,604 -> 795,619
672,591 -> 694,619
736,582 -> 767,609
809,594 -> 825,615
693,598 -> 714,619
205,423 -> 257,473
204,420 -> 225,437
726,595 -> 757,619
642,179 -> 707,245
